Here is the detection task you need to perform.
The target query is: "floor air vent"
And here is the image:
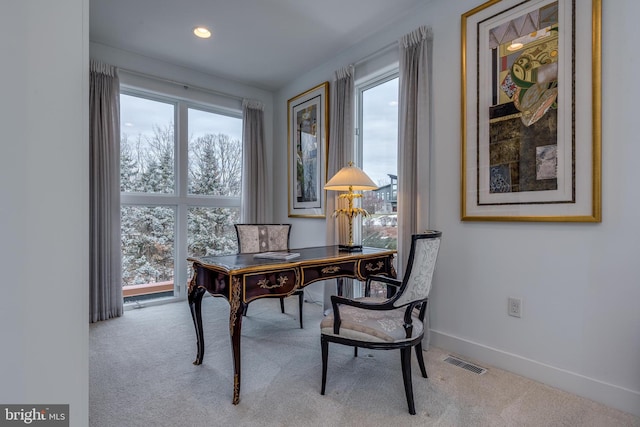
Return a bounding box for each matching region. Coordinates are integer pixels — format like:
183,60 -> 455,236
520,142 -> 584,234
443,355 -> 487,375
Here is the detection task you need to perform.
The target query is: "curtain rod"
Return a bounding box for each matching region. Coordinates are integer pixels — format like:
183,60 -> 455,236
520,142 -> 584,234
117,67 -> 244,103
353,40 -> 397,67
114,40 -> 398,98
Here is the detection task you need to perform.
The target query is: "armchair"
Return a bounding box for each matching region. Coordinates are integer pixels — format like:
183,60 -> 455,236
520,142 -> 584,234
234,224 -> 304,328
319,231 -> 442,414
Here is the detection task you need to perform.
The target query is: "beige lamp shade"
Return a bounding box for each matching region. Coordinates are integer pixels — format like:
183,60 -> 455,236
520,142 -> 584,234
324,163 -> 377,191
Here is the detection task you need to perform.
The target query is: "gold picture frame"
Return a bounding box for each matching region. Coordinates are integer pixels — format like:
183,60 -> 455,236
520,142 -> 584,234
287,82 -> 329,218
461,0 -> 601,222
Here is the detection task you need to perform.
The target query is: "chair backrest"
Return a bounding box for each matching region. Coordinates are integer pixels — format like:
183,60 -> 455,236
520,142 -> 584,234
234,224 -> 291,254
393,231 -> 441,308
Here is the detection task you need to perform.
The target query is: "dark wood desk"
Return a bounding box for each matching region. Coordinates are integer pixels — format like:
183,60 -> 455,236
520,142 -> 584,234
187,246 -> 396,404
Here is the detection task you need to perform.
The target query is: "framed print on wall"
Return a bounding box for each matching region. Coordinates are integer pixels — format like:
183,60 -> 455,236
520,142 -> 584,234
287,82 -> 329,218
461,0 -> 601,222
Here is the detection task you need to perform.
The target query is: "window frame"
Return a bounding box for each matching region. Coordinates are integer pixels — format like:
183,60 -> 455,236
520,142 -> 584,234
119,86 -> 243,305
354,68 -> 400,249
355,69 -> 399,166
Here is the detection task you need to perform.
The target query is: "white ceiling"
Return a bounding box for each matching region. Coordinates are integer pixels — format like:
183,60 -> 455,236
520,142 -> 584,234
90,0 -> 425,91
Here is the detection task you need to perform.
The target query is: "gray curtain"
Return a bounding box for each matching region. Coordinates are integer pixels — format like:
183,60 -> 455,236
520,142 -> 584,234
89,60 -> 123,323
324,66 -> 355,308
325,65 -> 355,247
241,99 -> 269,223
397,26 -> 433,344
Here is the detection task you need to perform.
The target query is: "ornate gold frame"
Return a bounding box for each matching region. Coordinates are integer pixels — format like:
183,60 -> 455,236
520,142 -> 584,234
461,0 -> 601,222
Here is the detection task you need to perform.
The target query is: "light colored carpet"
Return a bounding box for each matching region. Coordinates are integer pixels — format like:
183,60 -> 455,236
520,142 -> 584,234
90,295 -> 639,427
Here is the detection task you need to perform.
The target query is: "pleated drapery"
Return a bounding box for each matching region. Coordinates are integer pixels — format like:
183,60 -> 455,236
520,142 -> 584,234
324,66 -> 356,303
325,65 -> 355,248
89,60 -> 123,323
397,26 -> 433,274
241,99 -> 269,223
397,26 -> 433,345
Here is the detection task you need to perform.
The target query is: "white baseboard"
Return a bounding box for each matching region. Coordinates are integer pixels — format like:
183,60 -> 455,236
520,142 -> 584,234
430,329 -> 640,418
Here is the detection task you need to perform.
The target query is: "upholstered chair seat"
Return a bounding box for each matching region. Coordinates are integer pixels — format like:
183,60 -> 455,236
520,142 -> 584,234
320,297 -> 424,343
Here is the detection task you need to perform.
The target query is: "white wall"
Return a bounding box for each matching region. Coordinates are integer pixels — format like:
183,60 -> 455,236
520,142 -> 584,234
274,0 -> 640,416
0,1 -> 89,425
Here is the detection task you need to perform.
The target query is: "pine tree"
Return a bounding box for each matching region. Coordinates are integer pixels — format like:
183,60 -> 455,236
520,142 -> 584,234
187,133 -> 242,256
120,124 -> 242,286
139,124 -> 174,193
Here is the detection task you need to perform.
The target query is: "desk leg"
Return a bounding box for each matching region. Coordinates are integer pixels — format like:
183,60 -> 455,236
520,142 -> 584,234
230,302 -> 245,405
229,277 -> 245,405
188,285 -> 206,365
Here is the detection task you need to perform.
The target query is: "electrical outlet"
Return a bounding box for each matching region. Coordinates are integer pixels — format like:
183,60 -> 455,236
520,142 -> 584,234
508,297 -> 522,318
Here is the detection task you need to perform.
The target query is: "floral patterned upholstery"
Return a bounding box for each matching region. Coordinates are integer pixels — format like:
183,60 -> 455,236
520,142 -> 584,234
320,297 -> 424,343
235,224 -> 290,253
393,237 -> 440,307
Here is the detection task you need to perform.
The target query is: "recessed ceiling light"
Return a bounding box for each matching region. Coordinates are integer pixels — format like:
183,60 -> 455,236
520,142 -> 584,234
193,26 -> 211,39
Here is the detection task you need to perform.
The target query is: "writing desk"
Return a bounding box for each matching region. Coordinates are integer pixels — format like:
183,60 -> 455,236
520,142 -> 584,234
187,245 -> 396,404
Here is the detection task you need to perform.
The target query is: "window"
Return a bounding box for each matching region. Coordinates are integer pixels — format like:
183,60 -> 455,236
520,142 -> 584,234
356,73 -> 399,250
120,92 -> 242,303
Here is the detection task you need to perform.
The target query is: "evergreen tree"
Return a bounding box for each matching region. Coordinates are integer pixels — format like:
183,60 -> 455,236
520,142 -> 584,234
120,134 -> 141,192
139,124 -> 174,193
187,133 -> 242,256
120,124 -> 242,287
189,133 -> 241,196
121,205 -> 175,285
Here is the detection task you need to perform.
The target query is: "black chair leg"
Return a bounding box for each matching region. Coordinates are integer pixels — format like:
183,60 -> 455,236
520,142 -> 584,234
297,291 -> 304,329
415,342 -> 428,378
354,347 -> 358,357
400,347 -> 416,415
320,337 -> 328,395
279,297 -> 285,313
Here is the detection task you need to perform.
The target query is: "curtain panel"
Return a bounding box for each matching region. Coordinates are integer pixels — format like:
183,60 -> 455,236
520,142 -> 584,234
325,65 -> 355,247
324,66 -> 356,305
397,26 -> 433,345
241,99 -> 269,223
89,60 -> 123,323
397,26 -> 433,275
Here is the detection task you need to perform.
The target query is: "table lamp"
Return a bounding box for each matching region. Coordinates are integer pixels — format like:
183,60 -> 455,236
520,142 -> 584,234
324,162 -> 378,252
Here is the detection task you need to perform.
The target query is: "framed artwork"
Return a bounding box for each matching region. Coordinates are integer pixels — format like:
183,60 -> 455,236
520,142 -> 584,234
287,82 -> 329,218
461,0 -> 601,222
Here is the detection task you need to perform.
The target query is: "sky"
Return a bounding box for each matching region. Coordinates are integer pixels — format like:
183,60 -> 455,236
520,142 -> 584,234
120,93 -> 242,144
120,80 -> 398,187
361,77 -> 398,186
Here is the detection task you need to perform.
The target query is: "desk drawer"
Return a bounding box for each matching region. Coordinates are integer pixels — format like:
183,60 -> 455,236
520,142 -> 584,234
243,268 -> 299,302
301,260 -> 358,284
358,256 -> 395,280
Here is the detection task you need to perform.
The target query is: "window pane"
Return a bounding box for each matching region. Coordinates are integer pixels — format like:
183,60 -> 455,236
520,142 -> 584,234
120,94 -> 175,193
187,207 -> 240,257
361,77 -> 398,250
188,108 -> 242,196
121,205 -> 175,288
